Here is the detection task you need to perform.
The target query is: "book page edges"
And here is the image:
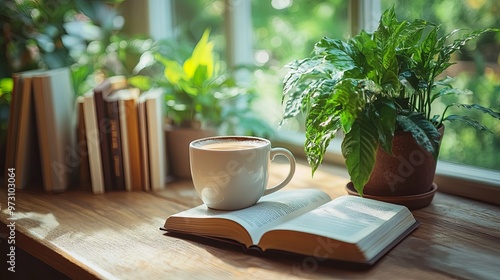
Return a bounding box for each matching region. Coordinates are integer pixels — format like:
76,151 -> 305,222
145,91 -> 166,191
83,93 -> 105,194
164,216 -> 254,248
164,219 -> 419,265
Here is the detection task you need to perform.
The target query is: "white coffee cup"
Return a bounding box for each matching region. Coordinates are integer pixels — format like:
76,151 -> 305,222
189,136 -> 296,210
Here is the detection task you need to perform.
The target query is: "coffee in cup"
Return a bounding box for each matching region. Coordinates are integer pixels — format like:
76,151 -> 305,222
189,136 -> 296,210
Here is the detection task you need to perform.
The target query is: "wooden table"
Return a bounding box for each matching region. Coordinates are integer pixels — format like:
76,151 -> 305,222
1,162 -> 499,279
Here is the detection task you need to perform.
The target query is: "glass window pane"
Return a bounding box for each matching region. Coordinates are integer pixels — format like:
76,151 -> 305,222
382,0 -> 500,171
250,0 -> 349,131
171,0 -> 225,59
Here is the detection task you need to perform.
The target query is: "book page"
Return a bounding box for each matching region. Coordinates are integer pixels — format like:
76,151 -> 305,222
170,189 -> 331,244
265,195 -> 410,244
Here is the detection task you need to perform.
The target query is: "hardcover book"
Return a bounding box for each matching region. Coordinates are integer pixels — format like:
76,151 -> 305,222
30,67 -> 75,192
138,88 -> 167,191
114,88 -> 143,191
104,95 -> 125,191
93,80 -> 114,191
5,70 -> 44,189
164,189 -> 419,265
83,90 -> 105,194
76,96 -> 91,190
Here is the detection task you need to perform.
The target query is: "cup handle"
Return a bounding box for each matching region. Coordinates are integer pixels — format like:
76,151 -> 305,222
263,148 -> 296,196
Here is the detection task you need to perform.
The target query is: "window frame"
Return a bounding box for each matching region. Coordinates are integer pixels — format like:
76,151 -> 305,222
145,0 -> 500,205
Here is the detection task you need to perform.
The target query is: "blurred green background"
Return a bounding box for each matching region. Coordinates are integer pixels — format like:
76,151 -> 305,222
1,0 -> 499,171
196,0 -> 499,171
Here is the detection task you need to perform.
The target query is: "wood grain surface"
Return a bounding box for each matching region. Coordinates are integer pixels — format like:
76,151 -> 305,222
1,161 -> 499,279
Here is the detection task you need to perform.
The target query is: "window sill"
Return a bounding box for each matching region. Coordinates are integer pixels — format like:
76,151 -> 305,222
273,130 -> 500,206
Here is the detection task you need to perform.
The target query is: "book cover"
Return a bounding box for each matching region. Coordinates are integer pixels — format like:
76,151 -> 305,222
5,70 -> 43,189
116,88 -> 143,191
105,96 -> 125,191
93,80 -> 114,191
4,73 -> 23,187
32,67 -> 76,192
76,96 -> 91,190
16,75 -> 43,190
137,94 -> 150,191
83,91 -> 105,194
143,88 -> 167,191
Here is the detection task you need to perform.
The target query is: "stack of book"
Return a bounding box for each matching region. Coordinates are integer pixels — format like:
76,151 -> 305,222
79,77 -> 168,194
4,68 -> 77,192
4,70 -> 167,194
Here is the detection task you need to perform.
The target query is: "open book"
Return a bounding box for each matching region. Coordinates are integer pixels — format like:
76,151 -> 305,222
163,189 -> 419,265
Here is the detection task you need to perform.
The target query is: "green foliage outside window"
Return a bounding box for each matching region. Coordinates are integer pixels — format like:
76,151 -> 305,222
382,0 -> 500,170
3,0 -> 498,170
173,0 -> 499,171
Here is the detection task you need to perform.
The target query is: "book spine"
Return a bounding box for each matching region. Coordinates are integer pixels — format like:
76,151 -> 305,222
4,74 -> 22,187
119,98 -> 132,191
6,70 -> 45,190
83,94 -> 105,194
32,77 -> 54,192
94,82 -> 113,191
77,97 -> 91,190
137,98 -> 150,191
33,68 -> 75,192
145,90 -> 166,191
106,99 -> 125,191
124,98 -> 143,191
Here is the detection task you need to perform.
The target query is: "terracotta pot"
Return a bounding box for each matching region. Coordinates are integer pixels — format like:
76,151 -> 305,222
363,125 -> 445,196
165,127 -> 217,179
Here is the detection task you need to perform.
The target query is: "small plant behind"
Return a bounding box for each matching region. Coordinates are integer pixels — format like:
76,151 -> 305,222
152,29 -> 274,137
281,7 -> 500,195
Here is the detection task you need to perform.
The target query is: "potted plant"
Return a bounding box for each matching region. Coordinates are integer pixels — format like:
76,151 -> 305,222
281,7 -> 499,208
153,29 -> 273,178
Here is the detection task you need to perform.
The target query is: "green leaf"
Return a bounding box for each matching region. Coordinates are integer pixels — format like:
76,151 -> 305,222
372,97 -> 396,154
396,113 -> 441,160
305,106 -> 341,174
282,58 -> 325,96
281,58 -> 335,122
331,79 -> 366,133
192,64 -> 209,88
433,76 -> 455,87
183,29 -> 214,79
179,79 -> 198,95
401,19 -> 429,48
434,28 -> 499,77
127,75 -> 151,91
304,85 -> 347,172
445,28 -> 499,57
448,103 -> 500,121
432,87 -> 472,103
381,69 -> 400,93
302,78 -> 370,173
442,115 -> 492,133
0,78 -> 13,93
421,26 -> 438,62
378,6 -> 397,34
317,36 -> 366,73
399,70 -> 419,93
355,31 -> 377,67
155,53 -> 185,85
441,103 -> 500,133
341,117 -> 379,197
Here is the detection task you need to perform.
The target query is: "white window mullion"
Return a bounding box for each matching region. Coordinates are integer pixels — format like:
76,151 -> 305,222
350,0 -> 381,34
224,0 -> 253,85
148,0 -> 173,40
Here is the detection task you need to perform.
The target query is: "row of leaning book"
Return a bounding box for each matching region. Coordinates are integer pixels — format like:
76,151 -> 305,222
4,68 -> 167,193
